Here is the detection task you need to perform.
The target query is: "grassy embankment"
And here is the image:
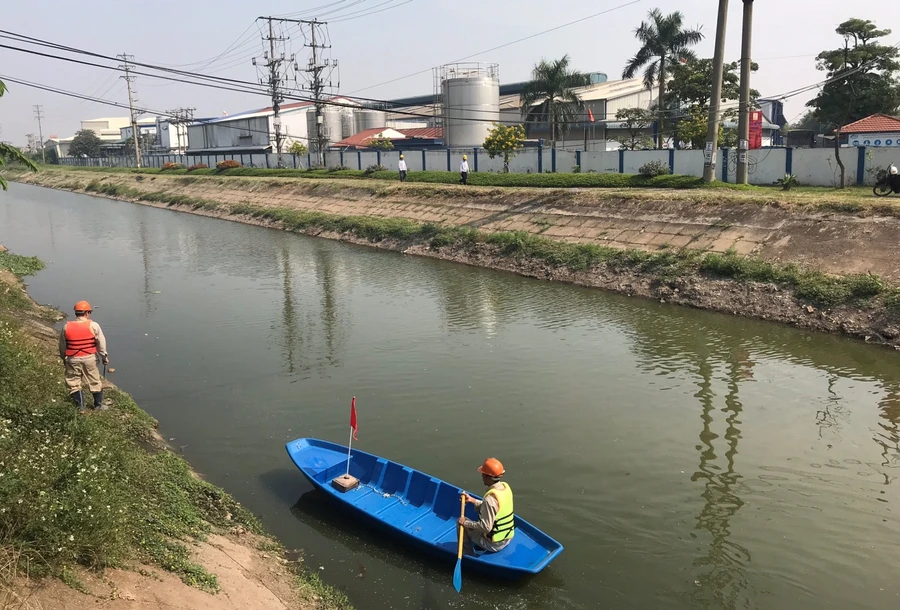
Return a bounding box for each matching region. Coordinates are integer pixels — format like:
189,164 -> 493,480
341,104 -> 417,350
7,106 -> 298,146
0,250 -> 350,608
56,176 -> 900,312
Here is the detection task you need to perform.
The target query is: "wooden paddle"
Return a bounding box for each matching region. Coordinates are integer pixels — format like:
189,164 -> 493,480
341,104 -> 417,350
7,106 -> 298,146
453,494 -> 465,592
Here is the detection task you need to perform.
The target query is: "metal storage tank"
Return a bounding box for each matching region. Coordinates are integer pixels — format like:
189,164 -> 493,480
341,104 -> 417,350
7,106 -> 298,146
354,108 -> 387,134
440,63 -> 500,149
306,107 -> 344,151
340,108 -> 356,139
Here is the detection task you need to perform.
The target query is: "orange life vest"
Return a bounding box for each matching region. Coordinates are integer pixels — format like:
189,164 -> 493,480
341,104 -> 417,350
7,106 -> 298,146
64,320 -> 97,357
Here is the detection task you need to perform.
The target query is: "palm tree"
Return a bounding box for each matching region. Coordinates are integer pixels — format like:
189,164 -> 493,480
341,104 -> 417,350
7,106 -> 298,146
623,9 -> 704,149
521,55 -> 590,146
0,80 -> 37,190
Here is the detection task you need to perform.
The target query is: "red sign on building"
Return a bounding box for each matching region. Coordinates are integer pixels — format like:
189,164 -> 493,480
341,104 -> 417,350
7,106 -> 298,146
749,111 -> 763,149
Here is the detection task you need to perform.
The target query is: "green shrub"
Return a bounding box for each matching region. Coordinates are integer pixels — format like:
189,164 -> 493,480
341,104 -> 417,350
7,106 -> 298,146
638,159 -> 671,177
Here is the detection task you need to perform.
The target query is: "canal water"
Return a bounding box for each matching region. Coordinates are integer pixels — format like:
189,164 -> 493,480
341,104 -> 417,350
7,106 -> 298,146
3,183 -> 900,609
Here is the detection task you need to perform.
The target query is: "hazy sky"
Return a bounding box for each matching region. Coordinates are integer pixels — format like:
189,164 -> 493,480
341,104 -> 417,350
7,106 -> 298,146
0,0 -> 896,146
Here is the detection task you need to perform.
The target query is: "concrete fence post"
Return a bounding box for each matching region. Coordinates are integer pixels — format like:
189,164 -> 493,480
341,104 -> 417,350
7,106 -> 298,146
473,147 -> 478,172
422,149 -> 426,171
618,150 -> 624,173
551,148 -> 557,173
576,150 -> 581,169
668,149 -> 675,174
857,146 -> 866,186
447,149 -> 451,172
785,147 -> 793,176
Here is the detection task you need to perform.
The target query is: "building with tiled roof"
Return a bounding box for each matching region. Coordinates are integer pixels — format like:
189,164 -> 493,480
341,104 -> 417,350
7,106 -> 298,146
842,113 -> 900,147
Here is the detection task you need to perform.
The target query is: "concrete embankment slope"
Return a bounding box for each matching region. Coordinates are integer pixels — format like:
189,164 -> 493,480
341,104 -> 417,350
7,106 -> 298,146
13,169 -> 900,347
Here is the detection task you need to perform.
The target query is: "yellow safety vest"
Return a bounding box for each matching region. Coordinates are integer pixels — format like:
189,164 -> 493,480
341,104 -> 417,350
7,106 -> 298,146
484,482 -> 515,543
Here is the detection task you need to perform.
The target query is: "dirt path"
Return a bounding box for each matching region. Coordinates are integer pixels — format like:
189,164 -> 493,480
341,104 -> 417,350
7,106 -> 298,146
19,534 -> 310,610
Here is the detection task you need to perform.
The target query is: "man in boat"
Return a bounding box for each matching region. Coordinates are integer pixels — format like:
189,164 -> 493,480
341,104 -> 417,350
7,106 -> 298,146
458,457 -> 515,554
58,300 -> 109,413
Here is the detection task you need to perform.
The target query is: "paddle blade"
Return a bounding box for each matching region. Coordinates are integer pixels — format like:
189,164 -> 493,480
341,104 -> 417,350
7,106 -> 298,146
452,558 -> 462,592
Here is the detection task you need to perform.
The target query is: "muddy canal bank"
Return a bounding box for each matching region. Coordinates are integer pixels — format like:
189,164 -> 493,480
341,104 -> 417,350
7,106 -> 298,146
13,168 -> 900,349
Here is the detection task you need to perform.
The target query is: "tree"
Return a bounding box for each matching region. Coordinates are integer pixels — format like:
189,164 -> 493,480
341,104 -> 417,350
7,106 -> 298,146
666,59 -> 759,110
124,133 -> 156,154
68,129 -> 103,158
676,106 -> 726,150
521,55 -> 590,146
807,19 -> 900,128
0,80 -> 37,190
623,8 -> 704,149
795,111 -> 825,134
288,141 -> 308,155
366,135 -> 394,150
483,123 -> 526,172
806,18 -> 900,188
612,108 -> 654,150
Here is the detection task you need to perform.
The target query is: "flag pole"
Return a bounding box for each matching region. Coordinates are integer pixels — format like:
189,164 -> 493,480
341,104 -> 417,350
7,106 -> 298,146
346,425 -> 353,475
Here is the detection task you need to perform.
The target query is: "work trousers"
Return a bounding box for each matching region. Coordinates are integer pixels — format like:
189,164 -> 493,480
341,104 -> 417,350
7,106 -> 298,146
463,529 -> 511,555
64,354 -> 102,393
460,171 -> 468,185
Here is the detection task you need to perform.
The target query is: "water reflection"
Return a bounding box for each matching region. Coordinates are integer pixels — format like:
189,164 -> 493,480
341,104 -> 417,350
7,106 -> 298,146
875,384 -> 900,479
281,246 -> 298,374
690,356 -> 750,609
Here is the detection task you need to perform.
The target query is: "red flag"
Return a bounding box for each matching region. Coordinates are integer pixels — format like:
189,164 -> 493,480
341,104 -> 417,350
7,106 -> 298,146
587,108 -> 595,123
350,396 -> 358,440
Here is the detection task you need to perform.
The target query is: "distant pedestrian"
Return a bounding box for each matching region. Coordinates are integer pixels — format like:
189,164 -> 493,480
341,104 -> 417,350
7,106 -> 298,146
398,154 -> 408,182
460,154 -> 469,185
59,300 -> 109,413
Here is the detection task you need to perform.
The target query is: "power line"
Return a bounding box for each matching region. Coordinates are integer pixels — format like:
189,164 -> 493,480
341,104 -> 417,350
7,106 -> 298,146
346,0 -> 643,94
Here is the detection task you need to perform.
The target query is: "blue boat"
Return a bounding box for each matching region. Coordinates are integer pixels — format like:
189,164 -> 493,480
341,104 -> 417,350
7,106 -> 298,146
285,438 -> 564,578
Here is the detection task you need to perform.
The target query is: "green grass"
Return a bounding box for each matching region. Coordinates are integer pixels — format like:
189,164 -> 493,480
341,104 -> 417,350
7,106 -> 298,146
0,253 -> 351,606
0,252 -> 44,277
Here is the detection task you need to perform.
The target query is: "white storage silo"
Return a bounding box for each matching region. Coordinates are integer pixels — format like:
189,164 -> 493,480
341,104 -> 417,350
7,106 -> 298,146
340,108 -> 356,139
440,63 -> 500,149
306,107 -> 344,151
354,109 -> 387,134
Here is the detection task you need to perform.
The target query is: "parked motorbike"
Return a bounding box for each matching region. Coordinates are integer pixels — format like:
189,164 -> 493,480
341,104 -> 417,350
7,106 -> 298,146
873,164 -> 900,196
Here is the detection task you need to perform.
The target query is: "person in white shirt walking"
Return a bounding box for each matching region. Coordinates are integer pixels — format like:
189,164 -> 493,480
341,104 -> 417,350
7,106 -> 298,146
460,154 -> 469,185
398,154 -> 408,182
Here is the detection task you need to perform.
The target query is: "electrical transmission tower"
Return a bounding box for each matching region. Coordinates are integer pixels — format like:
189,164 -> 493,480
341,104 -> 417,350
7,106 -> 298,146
33,105 -> 45,163
256,16 -> 339,167
300,19 -> 338,166
166,107 -> 195,153
117,53 -> 143,168
254,18 -> 297,168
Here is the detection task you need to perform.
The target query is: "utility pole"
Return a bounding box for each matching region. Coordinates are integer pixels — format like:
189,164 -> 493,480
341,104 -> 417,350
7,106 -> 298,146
254,18 -> 291,167
736,0 -> 755,185
702,0 -> 729,182
33,105 -> 45,163
118,53 -> 142,167
166,107 -> 195,154
256,16 -> 337,168
309,19 -> 324,166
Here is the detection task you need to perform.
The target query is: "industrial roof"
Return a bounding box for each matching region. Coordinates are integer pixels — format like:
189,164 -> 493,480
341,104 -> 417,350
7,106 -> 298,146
207,97 -> 359,124
331,127 -> 405,148
841,113 -> 900,134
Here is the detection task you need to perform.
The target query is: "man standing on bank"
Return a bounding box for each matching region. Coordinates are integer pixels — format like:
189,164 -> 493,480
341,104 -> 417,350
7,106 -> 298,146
458,458 -> 515,554
459,154 -> 469,185
58,300 -> 109,413
398,154 -> 408,182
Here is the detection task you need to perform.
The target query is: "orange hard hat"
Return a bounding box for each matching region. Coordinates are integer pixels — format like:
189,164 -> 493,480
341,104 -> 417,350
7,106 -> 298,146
478,458 -> 505,478
74,300 -> 92,312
